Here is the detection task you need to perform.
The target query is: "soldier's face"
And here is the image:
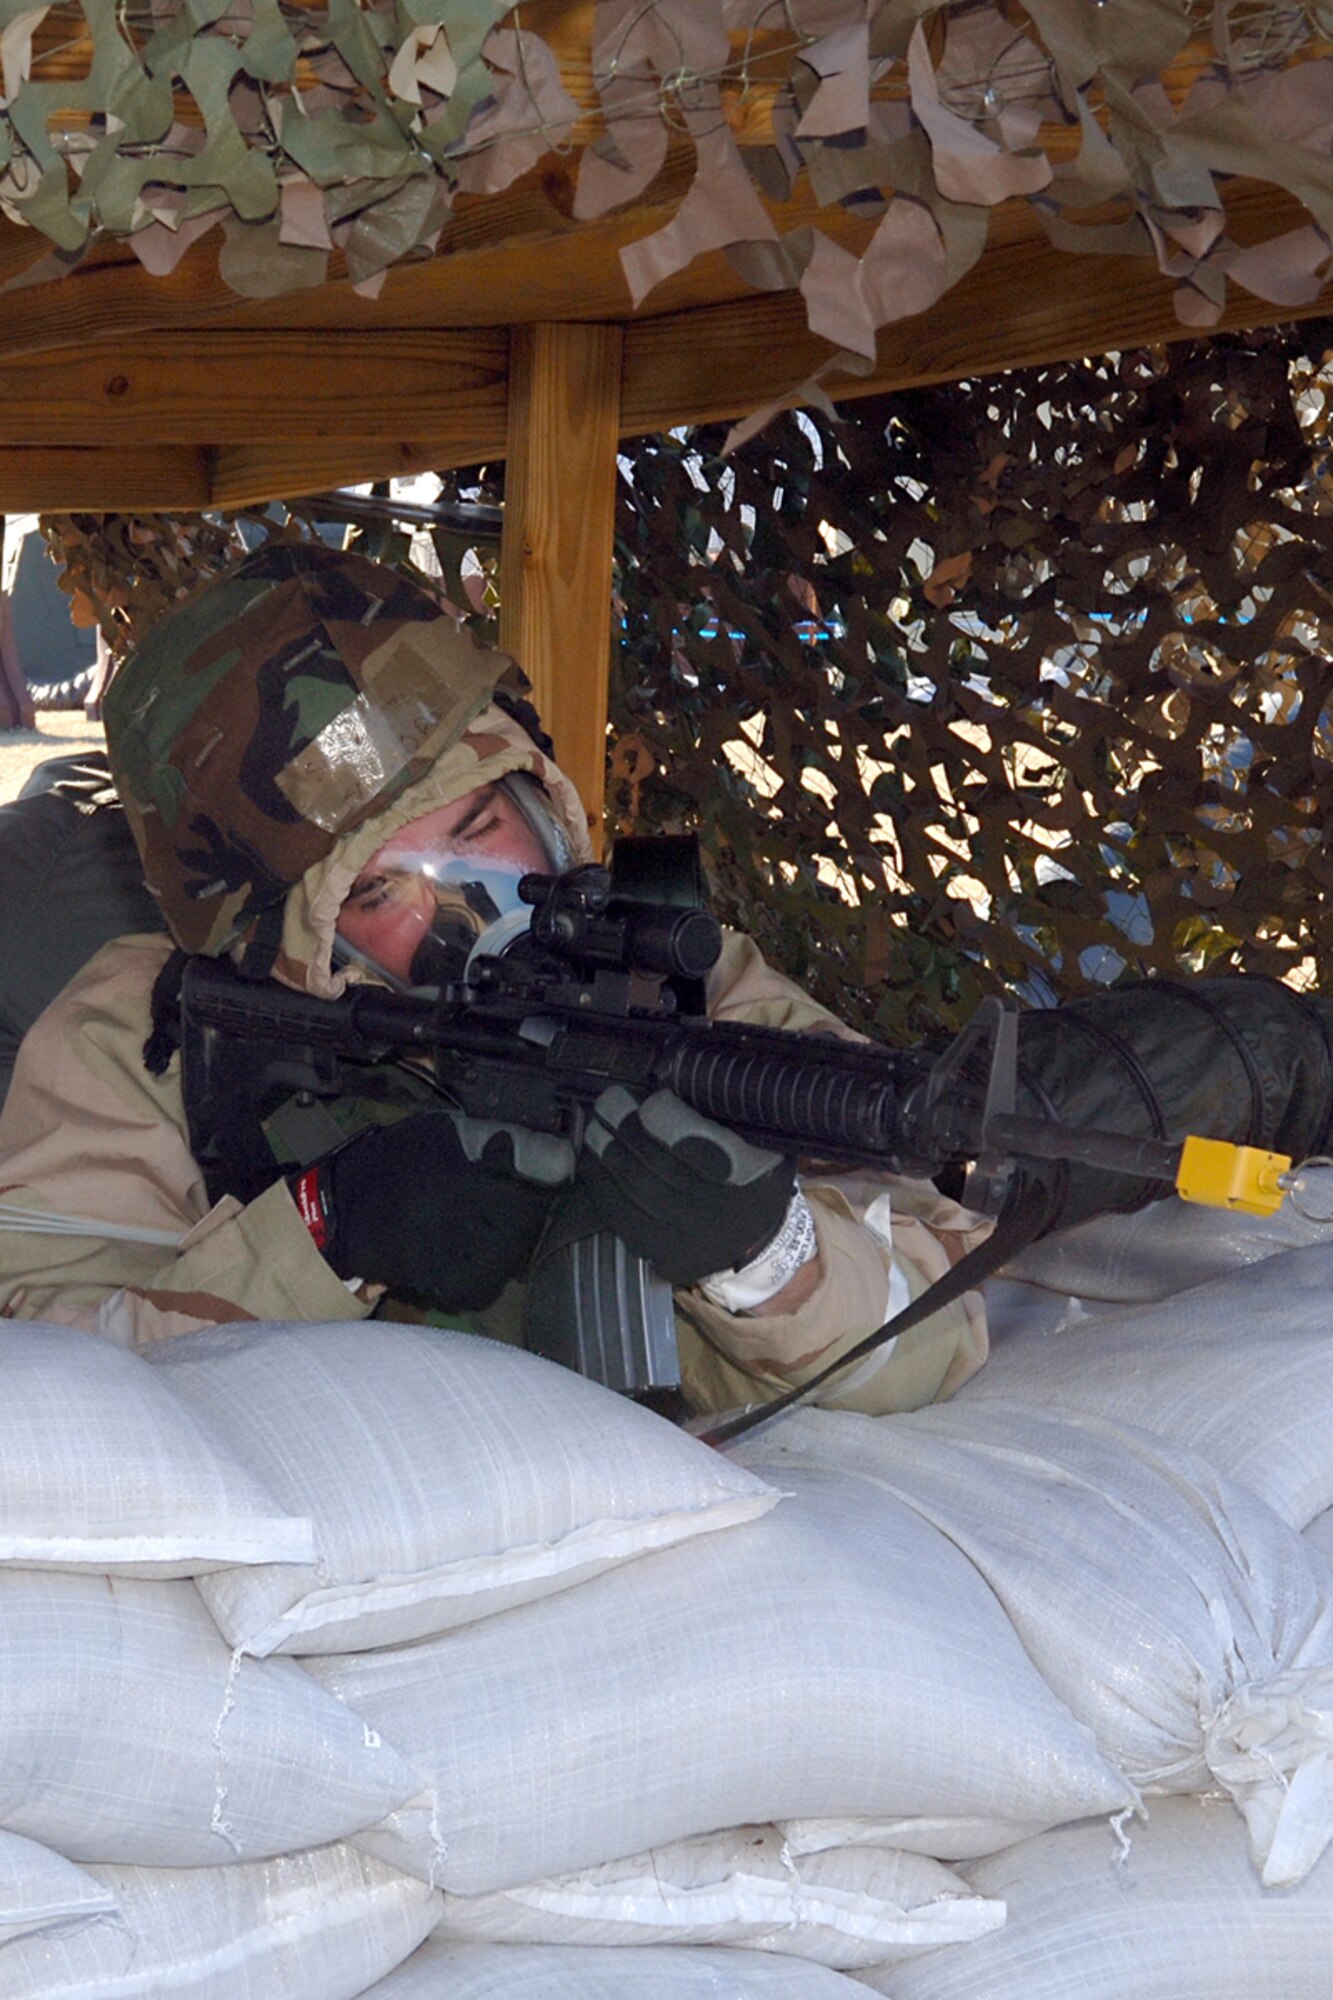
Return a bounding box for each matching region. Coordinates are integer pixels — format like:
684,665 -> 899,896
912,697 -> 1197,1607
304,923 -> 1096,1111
337,780 -> 551,982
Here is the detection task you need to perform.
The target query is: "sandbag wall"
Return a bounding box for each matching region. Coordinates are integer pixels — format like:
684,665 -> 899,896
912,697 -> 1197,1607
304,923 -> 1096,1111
5,1206 -> 1333,1996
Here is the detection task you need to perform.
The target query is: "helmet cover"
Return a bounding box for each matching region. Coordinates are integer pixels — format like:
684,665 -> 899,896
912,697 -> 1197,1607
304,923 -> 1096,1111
104,543 -> 516,957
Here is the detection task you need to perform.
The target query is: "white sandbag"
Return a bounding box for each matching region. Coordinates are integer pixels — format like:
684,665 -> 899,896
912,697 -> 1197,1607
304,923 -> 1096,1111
435,1826 -> 1004,1969
149,1320 -> 780,1655
958,1240 -> 1333,1527
857,1794 -> 1333,1999
0,1321 -> 312,1576
362,1938 -> 881,1998
309,1463 -> 1131,1894
0,1832 -> 117,1948
777,1816 -> 1050,1863
746,1404 -> 1333,1886
1305,1507 -> 1333,1567
1003,1180 -> 1333,1302
0,1843 -> 440,1999
0,1569 -> 425,1866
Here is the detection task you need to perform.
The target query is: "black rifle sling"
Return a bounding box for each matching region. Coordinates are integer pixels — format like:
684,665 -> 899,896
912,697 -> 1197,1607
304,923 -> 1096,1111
701,1182 -> 1049,1448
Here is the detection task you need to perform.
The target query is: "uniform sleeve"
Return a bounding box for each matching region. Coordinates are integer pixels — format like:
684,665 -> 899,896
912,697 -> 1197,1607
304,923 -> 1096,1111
0,935 -> 372,1344
704,929 -> 866,1039
686,931 -> 993,1415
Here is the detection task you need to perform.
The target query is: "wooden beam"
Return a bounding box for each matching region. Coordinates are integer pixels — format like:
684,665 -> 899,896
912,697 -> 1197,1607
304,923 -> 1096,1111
0,148 -> 713,363
620,234 -> 1333,438
498,322 -> 623,852
0,331 -> 507,447
0,153 -> 1312,380
209,435 -> 493,511
14,262 -> 1333,515
6,179 -> 1329,514
0,446 -> 211,512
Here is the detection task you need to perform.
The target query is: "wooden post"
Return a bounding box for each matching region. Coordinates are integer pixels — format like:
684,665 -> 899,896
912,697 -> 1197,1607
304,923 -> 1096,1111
0,519 -> 35,731
499,322 -> 624,858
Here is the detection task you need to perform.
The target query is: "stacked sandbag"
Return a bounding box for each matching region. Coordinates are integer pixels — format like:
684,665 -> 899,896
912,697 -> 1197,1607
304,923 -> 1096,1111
1002,1177 -> 1333,1304
0,1324 -> 427,1870
145,1320 -> 1131,1989
0,1317 -> 819,1996
0,1567 -> 435,1866
362,1940 -> 876,1997
854,1794 -> 1333,1999
143,1319 -> 783,1654
429,1827 -> 1005,1969
14,1267 -> 1333,1998
0,1321 -> 446,1996
0,1834 -> 117,1949
303,1456 -> 1131,1890
1,1846 -> 442,2000
741,1401 -> 1333,1887
969,1237 -> 1333,1527
0,1319 -> 316,1575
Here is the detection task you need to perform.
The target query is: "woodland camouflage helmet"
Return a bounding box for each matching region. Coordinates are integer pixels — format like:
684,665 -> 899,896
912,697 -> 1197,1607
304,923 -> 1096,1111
104,543 -> 524,958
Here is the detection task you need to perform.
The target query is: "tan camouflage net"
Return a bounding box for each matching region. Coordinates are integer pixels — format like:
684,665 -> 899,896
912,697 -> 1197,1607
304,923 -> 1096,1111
39,508 -> 295,640
39,318 -> 1333,1044
2,1 -> 1330,346
39,503 -> 484,653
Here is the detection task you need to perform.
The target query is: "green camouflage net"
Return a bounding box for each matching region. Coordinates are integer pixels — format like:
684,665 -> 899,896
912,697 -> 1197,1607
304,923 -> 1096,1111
608,318 -> 1333,1042
41,317 -> 1333,1043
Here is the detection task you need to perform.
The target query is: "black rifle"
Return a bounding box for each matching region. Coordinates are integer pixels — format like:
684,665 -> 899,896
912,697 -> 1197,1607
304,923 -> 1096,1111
177,849 -> 1270,1412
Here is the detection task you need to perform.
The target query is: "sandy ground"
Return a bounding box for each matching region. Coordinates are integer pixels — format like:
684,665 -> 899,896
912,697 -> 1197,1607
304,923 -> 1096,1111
0,714 -> 107,803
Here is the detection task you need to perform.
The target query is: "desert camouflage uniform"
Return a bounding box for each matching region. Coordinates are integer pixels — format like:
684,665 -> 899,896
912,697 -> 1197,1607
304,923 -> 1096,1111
0,545 -> 989,1414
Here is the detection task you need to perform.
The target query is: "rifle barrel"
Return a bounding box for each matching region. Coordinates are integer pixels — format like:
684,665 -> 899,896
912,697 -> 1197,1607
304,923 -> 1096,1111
988,1112 -> 1180,1186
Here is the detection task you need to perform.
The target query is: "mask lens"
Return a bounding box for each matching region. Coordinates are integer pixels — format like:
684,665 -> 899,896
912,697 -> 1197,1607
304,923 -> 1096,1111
336,777 -> 562,990
404,859 -> 527,987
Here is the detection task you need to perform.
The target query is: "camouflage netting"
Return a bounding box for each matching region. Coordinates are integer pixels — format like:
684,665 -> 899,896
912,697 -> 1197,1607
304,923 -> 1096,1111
3,1 -> 1329,343
40,509 -> 307,638
608,317 -> 1333,1043
39,500 -> 477,644
40,316 -> 1333,1044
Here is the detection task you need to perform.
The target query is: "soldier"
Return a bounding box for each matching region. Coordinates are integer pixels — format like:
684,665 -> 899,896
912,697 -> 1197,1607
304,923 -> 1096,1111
2,542 -> 1331,1416
0,544 -> 992,1413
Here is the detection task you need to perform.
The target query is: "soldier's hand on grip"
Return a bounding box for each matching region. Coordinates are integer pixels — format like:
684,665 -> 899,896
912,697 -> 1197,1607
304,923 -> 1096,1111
291,1111 -> 574,1312
576,1085 -> 795,1287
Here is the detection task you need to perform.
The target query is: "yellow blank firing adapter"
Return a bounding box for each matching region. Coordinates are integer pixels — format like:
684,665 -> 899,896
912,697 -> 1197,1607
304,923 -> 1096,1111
1175,1135 -> 1291,1217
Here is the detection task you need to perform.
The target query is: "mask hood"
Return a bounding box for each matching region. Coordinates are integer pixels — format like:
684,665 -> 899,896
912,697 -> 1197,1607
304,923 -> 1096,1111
269,703 -> 594,998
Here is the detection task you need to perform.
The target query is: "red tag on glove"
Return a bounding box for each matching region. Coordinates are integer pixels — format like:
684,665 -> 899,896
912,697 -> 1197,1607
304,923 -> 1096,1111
293,1167 -> 330,1252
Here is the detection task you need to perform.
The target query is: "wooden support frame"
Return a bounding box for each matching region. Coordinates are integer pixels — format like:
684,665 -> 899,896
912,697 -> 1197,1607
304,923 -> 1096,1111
498,322 -> 624,852
1,189 -> 1328,515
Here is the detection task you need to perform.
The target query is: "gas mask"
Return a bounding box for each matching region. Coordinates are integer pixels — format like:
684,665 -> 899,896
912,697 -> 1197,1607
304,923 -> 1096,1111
334,773 -> 571,992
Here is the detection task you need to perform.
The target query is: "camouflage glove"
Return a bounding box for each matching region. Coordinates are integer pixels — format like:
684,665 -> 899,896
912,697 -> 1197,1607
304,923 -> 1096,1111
291,1111 -> 574,1312
575,1085 -> 795,1287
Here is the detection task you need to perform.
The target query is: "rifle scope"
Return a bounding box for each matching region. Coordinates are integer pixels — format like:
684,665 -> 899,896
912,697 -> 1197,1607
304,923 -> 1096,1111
520,866 -> 722,983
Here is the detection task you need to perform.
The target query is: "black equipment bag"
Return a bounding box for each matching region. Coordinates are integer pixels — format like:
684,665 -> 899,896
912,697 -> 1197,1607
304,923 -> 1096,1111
0,753 -> 165,1109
